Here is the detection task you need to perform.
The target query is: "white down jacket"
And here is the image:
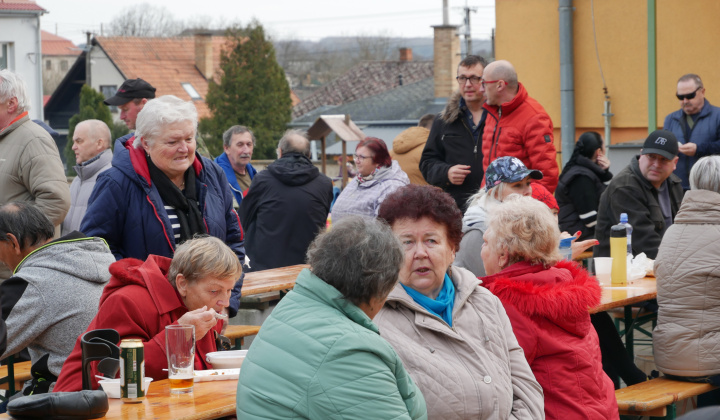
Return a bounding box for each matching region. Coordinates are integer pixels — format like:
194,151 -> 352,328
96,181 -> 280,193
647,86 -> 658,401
374,266 -> 545,419
654,189 -> 720,377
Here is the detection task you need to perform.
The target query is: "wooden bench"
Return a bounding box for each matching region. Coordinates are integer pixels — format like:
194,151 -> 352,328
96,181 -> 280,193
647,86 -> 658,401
224,325 -> 261,350
616,377 -> 717,419
0,360 -> 32,395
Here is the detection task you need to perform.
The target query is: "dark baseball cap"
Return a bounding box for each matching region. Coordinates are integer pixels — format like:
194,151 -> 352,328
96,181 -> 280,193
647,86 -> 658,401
641,129 -> 679,160
485,156 -> 543,191
103,78 -> 156,106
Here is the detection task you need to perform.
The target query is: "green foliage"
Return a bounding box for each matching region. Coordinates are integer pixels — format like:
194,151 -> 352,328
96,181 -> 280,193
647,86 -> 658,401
64,85 -> 129,175
200,21 -> 292,159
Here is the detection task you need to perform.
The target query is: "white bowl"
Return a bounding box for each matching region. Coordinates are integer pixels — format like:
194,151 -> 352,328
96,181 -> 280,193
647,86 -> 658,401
206,350 -> 247,369
98,377 -> 153,399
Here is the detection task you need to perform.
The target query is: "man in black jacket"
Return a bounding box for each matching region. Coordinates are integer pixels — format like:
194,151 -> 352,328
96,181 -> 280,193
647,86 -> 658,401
239,129 -> 333,271
420,55 -> 487,211
594,130 -> 684,259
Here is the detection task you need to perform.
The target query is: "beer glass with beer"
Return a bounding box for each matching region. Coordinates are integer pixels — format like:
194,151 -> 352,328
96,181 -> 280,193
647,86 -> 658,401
166,324 -> 195,394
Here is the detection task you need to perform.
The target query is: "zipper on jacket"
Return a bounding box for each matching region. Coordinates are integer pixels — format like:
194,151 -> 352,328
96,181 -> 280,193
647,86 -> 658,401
459,119 -> 479,161
488,108 -> 502,160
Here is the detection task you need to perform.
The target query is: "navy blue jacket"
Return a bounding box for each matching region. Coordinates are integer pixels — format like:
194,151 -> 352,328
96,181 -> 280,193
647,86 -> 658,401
214,152 -> 257,206
81,139 -> 247,316
664,99 -> 720,189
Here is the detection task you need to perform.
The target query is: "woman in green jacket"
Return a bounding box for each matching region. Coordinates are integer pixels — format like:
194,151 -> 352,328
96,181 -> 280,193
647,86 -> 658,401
236,216 -> 427,420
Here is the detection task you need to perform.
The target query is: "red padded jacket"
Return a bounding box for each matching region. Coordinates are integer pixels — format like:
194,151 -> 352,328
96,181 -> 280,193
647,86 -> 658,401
54,256 -> 222,392
481,260 -> 619,420
482,83 -> 559,192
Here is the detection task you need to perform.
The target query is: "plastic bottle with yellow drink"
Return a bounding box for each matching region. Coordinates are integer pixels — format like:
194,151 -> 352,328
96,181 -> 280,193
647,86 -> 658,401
610,222 -> 627,285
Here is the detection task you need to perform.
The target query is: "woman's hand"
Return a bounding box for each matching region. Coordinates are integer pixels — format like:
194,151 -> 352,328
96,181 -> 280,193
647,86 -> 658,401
565,231 -> 599,260
177,306 -> 218,340
596,154 -> 611,170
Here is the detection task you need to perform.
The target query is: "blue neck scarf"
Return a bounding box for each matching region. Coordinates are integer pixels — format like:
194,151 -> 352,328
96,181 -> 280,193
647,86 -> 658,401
401,273 -> 456,326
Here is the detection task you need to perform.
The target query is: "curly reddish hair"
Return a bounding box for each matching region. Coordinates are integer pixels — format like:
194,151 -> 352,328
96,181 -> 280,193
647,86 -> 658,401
356,137 -> 392,168
378,185 -> 463,251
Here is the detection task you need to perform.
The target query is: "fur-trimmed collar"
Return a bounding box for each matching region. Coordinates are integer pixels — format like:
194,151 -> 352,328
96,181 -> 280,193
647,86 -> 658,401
440,91 -> 464,124
481,260 -> 600,336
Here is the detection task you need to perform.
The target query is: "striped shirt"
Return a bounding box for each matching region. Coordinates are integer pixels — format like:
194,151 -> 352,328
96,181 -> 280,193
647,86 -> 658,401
164,205 -> 181,240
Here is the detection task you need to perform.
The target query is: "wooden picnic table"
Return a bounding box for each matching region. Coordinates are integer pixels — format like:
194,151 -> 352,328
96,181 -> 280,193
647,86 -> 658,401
0,378 -> 239,420
590,276 -> 657,314
240,264 -> 306,296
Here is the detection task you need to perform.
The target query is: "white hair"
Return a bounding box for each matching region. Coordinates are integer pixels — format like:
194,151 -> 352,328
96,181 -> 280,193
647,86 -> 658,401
133,95 -> 197,148
0,69 -> 31,113
690,156 -> 720,193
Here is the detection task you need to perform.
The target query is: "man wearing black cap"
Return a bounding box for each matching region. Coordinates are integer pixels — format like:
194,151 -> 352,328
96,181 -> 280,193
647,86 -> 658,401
594,129 -> 684,259
103,78 -> 156,138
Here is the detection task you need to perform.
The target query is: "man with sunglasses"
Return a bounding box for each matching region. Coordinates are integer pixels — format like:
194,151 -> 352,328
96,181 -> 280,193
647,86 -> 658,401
663,74 -> 720,190
478,60 -> 559,193
420,55 -> 487,212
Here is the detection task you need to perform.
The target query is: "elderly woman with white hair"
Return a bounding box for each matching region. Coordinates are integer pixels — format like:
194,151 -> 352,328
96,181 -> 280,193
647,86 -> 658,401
480,195 -> 618,419
81,95 -> 246,315
654,156 -> 720,407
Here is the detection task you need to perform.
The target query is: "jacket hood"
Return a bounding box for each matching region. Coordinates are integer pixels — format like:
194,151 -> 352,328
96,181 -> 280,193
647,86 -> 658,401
16,236 -> 114,285
357,160 -> 408,189
440,91 -> 464,124
392,127 -> 430,154
675,189 -> 720,224
112,137 -> 203,188
101,255 -> 185,315
462,195 -> 489,233
481,260 -> 600,337
483,82 -> 529,117
266,153 -> 321,186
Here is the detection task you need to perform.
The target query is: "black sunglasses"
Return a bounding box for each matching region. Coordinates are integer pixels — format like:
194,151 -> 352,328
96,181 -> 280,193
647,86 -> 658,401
676,87 -> 701,101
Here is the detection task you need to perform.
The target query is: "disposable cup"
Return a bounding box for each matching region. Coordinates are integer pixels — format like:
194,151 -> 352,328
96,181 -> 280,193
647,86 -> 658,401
594,257 -> 613,286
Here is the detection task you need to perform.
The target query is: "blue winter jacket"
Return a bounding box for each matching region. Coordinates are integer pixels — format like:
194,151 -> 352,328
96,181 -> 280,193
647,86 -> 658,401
81,138 -> 247,316
664,99 -> 720,189
214,152 -> 257,206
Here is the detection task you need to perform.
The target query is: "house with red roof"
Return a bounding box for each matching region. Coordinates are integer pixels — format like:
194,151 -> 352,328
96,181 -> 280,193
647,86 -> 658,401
41,30 -> 80,95
0,0 -> 47,120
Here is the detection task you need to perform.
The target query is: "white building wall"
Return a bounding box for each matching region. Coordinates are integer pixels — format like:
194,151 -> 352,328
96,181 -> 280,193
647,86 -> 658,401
88,45 -> 125,123
0,14 -> 44,120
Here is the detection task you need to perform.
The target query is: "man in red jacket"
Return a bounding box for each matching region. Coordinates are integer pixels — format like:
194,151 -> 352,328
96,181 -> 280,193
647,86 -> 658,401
480,60 -> 559,192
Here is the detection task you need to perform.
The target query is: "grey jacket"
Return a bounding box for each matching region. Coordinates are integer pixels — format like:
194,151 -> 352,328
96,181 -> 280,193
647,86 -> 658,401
0,114 -> 70,281
455,196 -> 491,277
0,233 -> 114,377
374,266 -> 544,419
654,189 -> 720,377
62,149 -> 113,235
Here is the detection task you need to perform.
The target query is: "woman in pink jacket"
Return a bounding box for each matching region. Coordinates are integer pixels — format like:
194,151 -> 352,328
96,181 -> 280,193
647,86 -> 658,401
480,195 -> 618,420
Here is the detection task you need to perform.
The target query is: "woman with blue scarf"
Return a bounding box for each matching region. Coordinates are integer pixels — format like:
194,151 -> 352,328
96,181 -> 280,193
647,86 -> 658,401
375,185 -> 544,420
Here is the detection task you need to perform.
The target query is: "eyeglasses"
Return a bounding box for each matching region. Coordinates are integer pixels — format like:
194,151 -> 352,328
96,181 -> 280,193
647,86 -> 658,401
354,153 -> 372,162
456,76 -> 482,85
676,87 -> 701,101
481,79 -> 502,88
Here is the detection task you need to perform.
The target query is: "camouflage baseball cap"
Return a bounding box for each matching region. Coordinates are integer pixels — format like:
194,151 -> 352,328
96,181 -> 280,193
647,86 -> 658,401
485,156 -> 543,192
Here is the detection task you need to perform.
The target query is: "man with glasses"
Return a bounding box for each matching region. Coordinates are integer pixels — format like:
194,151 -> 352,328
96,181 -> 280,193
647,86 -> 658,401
480,60 -> 559,193
663,74 -> 720,190
594,130 -> 683,259
420,55 -> 487,211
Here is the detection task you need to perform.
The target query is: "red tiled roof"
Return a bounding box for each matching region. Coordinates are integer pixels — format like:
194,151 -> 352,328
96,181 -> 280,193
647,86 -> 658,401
292,61 -> 434,118
0,0 -> 46,12
95,36 -> 229,119
41,30 -> 80,56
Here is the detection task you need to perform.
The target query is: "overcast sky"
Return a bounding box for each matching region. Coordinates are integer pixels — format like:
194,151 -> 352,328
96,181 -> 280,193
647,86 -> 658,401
40,0 -> 495,46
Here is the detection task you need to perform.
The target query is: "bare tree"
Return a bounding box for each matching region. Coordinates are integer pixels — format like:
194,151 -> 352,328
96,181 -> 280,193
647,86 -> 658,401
107,3 -> 182,37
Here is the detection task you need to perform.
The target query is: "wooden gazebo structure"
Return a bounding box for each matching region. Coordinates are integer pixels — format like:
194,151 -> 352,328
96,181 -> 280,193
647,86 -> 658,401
307,114 -> 366,188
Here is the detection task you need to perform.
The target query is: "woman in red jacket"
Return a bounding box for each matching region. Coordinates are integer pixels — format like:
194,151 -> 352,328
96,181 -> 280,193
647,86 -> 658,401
480,195 -> 618,420
53,236 -> 243,392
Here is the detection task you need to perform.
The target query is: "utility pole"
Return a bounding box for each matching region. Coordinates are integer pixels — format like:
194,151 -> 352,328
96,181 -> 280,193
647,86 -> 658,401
85,31 -> 92,87
462,5 -> 477,57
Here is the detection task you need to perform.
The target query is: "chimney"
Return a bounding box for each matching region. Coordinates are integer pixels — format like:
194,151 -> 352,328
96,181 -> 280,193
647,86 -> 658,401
399,48 -> 413,62
432,25 -> 461,99
194,32 -> 214,80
